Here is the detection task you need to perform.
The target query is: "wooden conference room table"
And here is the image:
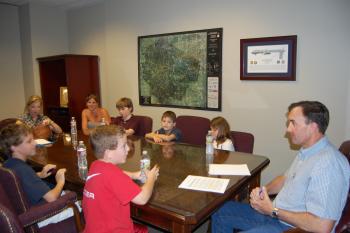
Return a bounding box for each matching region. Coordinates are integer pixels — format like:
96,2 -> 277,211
30,132 -> 270,233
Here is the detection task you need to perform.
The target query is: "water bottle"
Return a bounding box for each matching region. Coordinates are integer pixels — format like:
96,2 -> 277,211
77,141 -> 88,180
140,150 -> 151,183
70,117 -> 78,149
206,130 -> 214,155
100,117 -> 106,126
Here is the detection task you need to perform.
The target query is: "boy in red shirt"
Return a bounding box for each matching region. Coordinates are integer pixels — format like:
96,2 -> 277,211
82,125 -> 159,233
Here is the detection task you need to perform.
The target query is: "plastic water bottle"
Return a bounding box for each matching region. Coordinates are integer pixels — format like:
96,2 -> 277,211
140,150 -> 151,183
206,130 -> 214,155
77,141 -> 88,180
70,117 -> 78,149
100,117 -> 106,126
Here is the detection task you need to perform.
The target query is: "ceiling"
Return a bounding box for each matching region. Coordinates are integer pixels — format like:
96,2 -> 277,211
0,0 -> 104,9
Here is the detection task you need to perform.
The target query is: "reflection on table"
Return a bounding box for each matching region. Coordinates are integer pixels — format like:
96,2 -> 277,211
30,133 -> 269,233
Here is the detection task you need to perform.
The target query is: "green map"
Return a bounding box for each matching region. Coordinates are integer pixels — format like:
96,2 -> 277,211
139,32 -> 207,108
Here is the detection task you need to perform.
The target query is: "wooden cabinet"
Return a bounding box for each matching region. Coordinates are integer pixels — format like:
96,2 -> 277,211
37,54 -> 100,132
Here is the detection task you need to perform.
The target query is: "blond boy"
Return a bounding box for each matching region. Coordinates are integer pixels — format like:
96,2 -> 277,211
82,125 -> 159,233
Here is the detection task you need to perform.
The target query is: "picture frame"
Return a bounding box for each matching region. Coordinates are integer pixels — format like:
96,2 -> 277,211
59,86 -> 68,107
138,28 -> 222,111
240,35 -> 297,81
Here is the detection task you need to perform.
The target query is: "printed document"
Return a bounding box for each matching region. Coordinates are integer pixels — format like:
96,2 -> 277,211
208,164 -> 251,176
178,175 -> 229,193
35,139 -> 53,146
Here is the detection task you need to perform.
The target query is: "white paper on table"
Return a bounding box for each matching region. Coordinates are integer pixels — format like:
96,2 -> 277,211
178,175 -> 229,194
35,139 -> 53,146
208,164 -> 251,176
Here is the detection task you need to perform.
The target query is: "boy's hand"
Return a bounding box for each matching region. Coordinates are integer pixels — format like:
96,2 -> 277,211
39,164 -> 56,178
134,170 -> 141,180
55,168 -> 66,185
145,165 -> 160,181
153,135 -> 163,143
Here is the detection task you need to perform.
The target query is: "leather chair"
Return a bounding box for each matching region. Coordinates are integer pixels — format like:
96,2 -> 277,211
230,131 -> 254,153
0,118 -> 20,162
284,140 -> 350,233
0,202 -> 25,233
133,115 -> 153,136
111,115 -> 153,137
32,125 -> 52,140
0,166 -> 83,233
176,115 -> 210,146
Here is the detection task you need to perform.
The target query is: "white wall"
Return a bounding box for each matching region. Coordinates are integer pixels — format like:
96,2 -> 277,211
67,0 -> 350,184
0,3 -> 70,114
29,4 -> 69,95
0,4 -> 25,118
1,0 -> 349,184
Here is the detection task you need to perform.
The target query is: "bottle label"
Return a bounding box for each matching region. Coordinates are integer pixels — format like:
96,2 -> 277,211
140,159 -> 150,170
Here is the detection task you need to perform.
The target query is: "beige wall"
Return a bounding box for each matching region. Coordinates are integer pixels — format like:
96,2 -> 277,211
67,0 -> 350,183
0,3 -> 69,117
0,4 -> 25,118
29,4 -> 69,96
1,0 -> 349,184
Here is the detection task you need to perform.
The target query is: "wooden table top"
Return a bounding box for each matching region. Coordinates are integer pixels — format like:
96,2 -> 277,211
31,132 -> 269,232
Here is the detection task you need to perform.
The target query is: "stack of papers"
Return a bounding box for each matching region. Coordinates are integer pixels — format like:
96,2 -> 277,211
35,139 -> 53,146
178,175 -> 229,193
208,164 -> 251,176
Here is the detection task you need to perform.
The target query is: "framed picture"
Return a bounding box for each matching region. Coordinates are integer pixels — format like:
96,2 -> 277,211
138,28 -> 222,111
240,35 -> 297,81
59,86 -> 68,107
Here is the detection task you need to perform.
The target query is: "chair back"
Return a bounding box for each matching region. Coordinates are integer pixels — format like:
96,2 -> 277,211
0,202 -> 25,233
0,118 -> 19,129
0,167 -> 29,215
0,118 -> 20,162
0,167 -> 38,233
339,140 -> 350,161
335,140 -> 350,233
32,125 -> 52,140
176,115 -> 210,146
134,115 -> 153,137
230,131 -> 254,153
110,116 -> 153,137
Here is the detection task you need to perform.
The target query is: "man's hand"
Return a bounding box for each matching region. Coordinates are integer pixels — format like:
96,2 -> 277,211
250,186 -> 273,216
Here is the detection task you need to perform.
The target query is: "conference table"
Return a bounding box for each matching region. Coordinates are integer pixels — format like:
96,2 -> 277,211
30,133 -> 269,233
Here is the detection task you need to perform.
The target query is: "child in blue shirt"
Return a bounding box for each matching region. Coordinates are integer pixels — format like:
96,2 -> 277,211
146,111 -> 182,143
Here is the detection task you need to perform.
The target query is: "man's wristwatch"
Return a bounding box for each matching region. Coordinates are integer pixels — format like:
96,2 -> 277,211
272,207 -> 279,218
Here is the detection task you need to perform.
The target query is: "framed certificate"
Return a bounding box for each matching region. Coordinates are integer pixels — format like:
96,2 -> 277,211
240,35 -> 297,81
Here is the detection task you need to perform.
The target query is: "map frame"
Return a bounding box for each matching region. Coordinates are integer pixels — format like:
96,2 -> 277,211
138,28 -> 222,111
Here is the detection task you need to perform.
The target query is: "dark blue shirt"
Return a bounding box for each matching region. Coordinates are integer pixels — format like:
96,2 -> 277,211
4,158 -> 50,206
156,127 -> 182,142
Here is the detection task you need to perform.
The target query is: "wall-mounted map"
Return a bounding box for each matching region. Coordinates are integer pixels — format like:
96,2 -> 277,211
138,28 -> 222,111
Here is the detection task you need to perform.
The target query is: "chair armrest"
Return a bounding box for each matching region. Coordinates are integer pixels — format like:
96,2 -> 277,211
18,191 -> 79,227
284,228 -> 310,233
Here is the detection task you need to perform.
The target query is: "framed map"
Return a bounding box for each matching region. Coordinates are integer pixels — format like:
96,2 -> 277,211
138,28 -> 222,111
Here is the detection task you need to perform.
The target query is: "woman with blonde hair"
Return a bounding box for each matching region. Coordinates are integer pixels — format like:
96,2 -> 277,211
81,94 -> 111,135
19,95 -> 62,139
